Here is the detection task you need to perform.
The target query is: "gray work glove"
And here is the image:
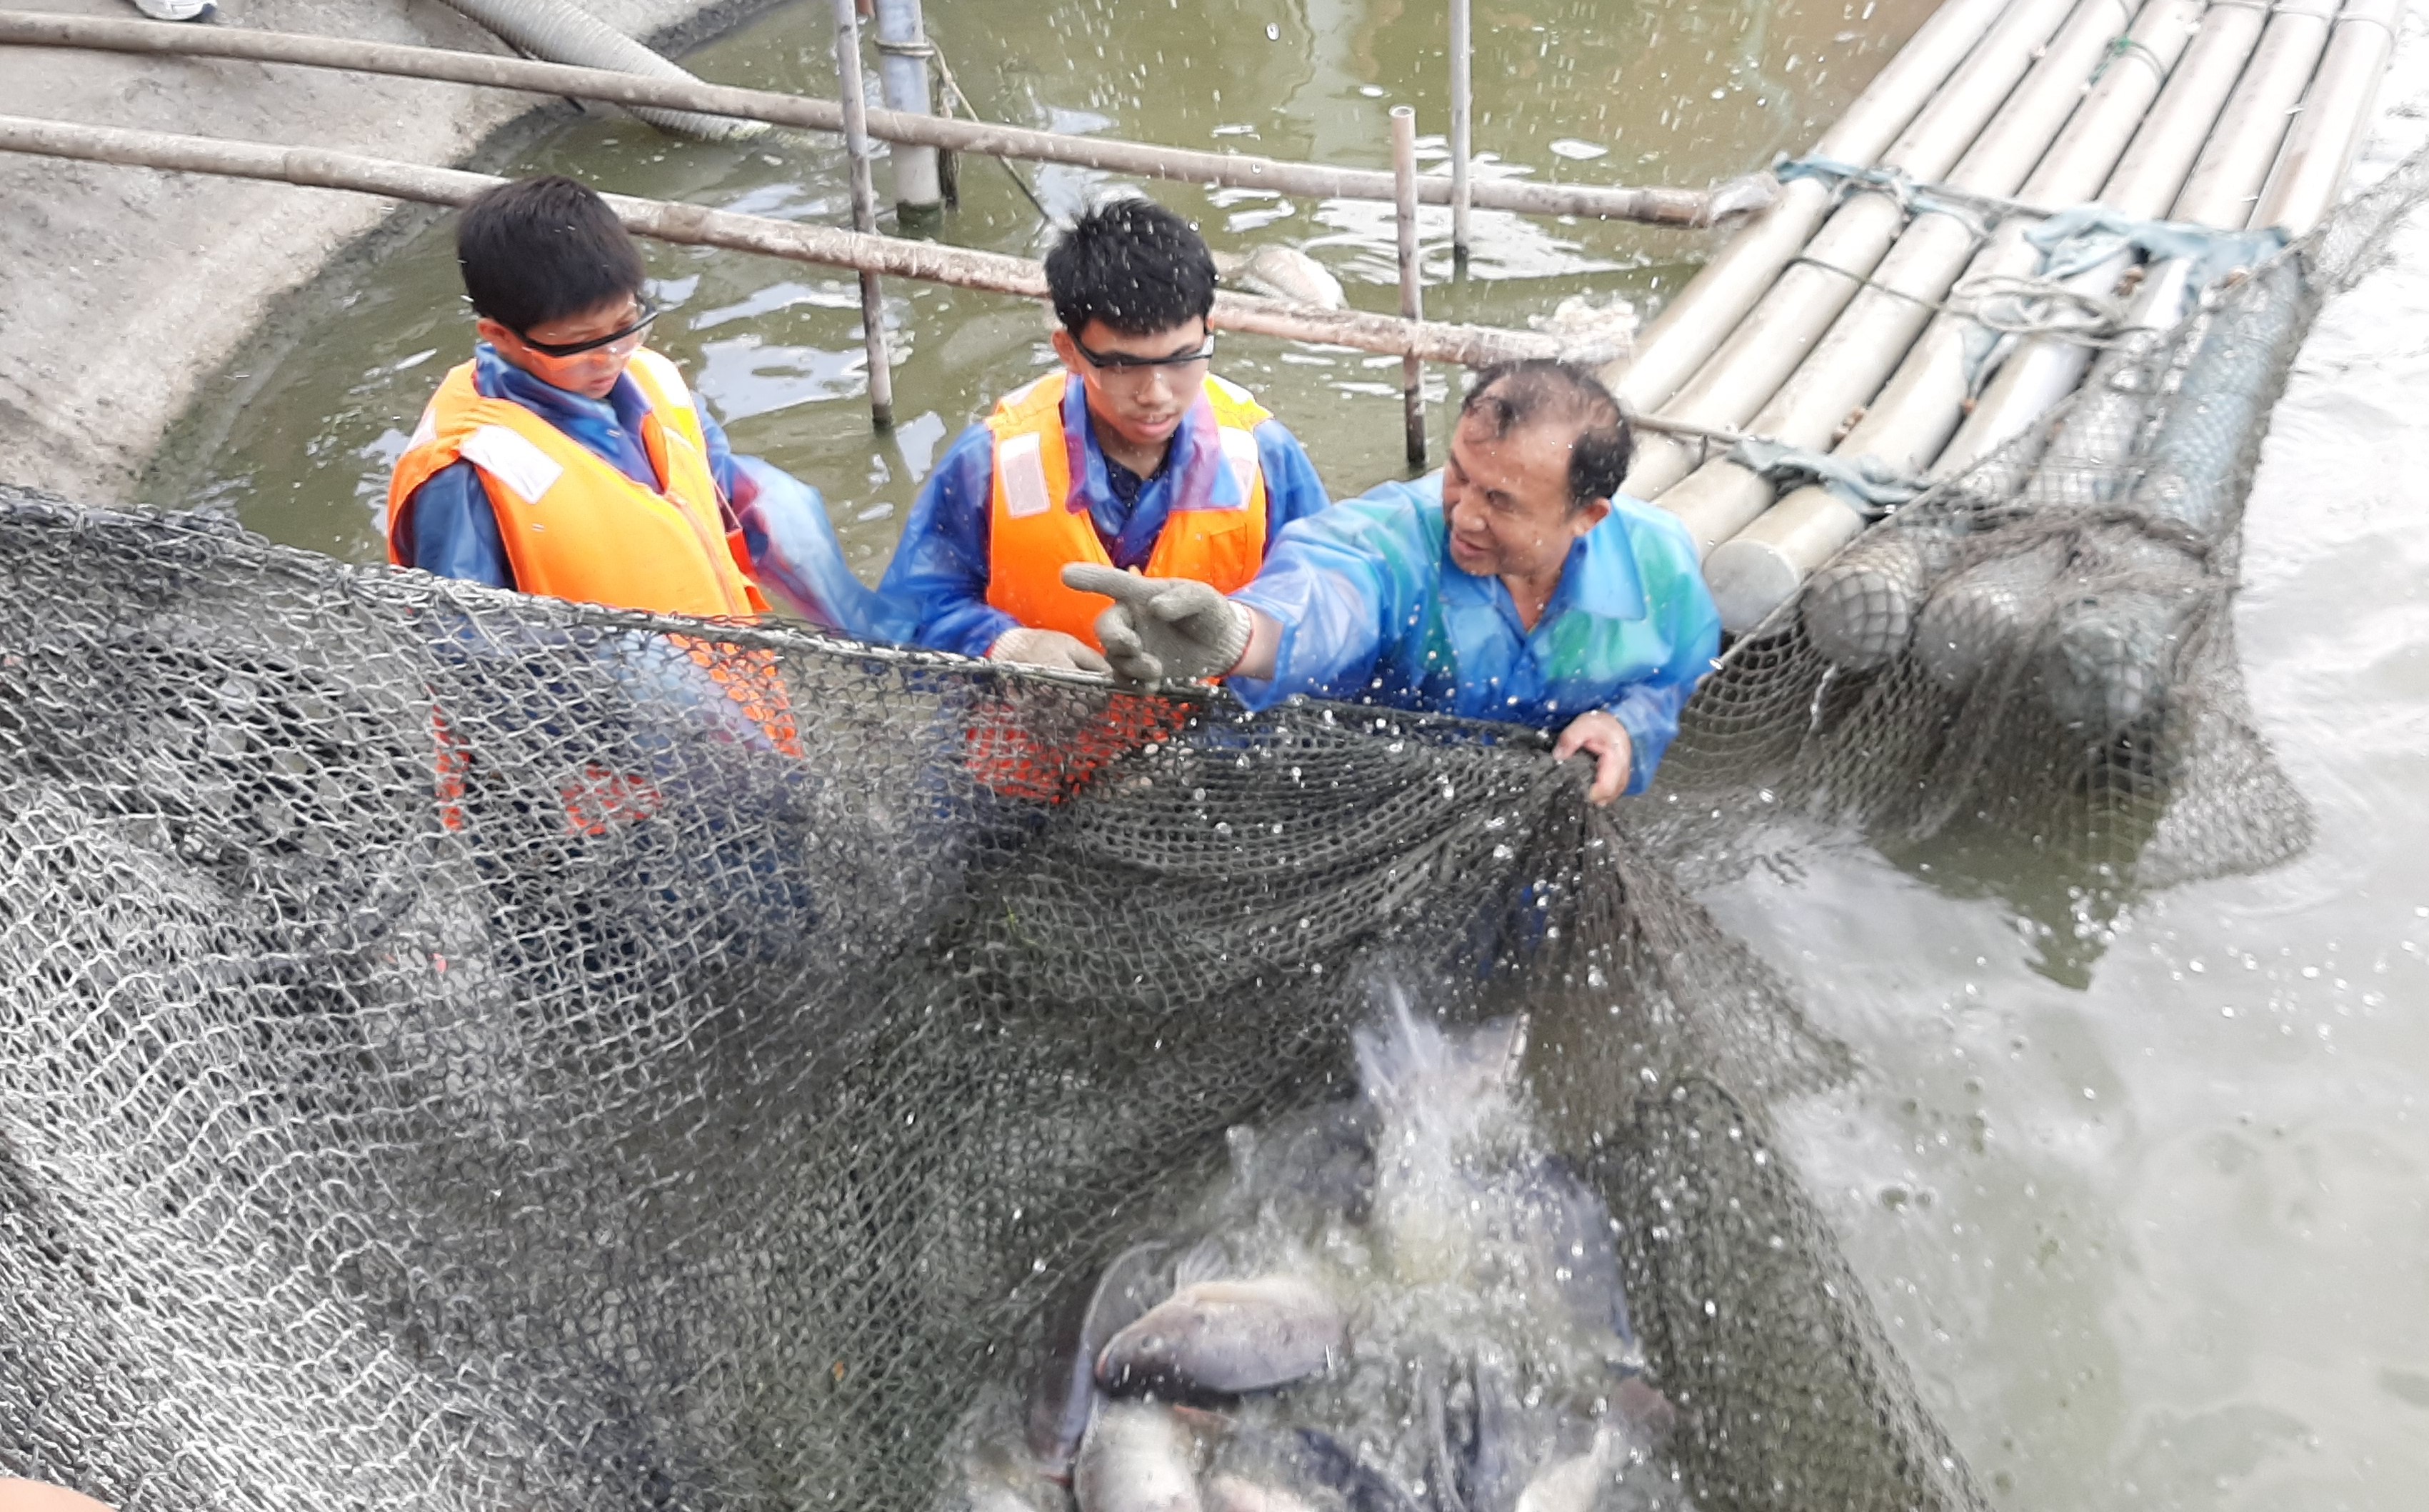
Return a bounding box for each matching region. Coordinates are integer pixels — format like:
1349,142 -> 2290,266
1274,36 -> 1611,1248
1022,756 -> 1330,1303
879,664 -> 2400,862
986,626 -> 1113,676
1061,564 -> 1253,686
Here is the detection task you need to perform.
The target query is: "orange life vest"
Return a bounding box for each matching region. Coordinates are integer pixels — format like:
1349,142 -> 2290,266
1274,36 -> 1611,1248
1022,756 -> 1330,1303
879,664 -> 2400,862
982,371 -> 1271,651
389,350 -> 798,818
386,347 -> 766,619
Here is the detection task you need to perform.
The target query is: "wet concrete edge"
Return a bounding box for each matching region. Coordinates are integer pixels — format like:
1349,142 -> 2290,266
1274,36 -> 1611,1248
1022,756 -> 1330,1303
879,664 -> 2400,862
0,0 -> 787,506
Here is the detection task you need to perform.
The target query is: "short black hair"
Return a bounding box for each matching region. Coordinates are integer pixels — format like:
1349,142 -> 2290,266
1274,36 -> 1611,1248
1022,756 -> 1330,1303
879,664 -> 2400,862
1044,198 -> 1218,338
1459,360 -> 1634,512
456,175 -> 648,334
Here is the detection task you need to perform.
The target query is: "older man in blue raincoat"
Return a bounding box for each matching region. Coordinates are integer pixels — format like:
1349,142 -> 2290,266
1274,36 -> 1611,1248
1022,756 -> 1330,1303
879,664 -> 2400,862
1068,360 -> 1721,801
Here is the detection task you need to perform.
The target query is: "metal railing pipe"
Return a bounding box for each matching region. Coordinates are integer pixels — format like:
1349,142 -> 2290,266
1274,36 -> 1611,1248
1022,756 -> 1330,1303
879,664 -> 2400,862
0,11 -> 1752,228
831,0 -> 893,429
0,114 -> 1611,371
1393,106 -> 1428,467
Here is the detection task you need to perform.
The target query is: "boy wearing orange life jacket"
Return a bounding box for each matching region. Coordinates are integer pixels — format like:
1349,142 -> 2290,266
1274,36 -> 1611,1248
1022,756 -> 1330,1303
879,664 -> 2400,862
878,199 -> 1331,673
386,174 -> 891,640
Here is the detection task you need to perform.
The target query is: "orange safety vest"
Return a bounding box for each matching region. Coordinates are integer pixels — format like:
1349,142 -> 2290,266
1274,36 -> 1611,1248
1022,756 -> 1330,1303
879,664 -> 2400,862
389,349 -> 798,826
386,347 -> 767,619
983,371 -> 1271,651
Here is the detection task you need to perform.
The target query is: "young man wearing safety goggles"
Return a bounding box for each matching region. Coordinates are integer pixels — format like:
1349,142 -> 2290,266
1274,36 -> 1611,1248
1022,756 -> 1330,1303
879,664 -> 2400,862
386,175 -> 886,637
878,197 -> 1333,673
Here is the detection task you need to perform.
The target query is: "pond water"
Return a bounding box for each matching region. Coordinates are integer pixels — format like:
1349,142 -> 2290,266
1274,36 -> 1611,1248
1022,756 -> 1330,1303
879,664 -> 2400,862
146,0 -> 2429,1508
149,0 -> 1933,572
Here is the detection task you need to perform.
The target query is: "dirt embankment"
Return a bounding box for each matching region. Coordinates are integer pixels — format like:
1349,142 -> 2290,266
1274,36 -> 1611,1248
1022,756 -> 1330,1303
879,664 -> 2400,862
0,0 -> 768,502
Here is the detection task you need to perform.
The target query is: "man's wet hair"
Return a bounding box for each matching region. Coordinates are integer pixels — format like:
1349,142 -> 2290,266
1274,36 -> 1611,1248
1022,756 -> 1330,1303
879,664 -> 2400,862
1045,198 -> 1218,338
1460,360 -> 1635,512
457,176 -> 648,336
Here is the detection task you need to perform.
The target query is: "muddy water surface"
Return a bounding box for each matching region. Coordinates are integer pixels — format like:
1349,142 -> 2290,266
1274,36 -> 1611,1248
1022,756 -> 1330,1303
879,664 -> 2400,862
154,1 -> 2429,1508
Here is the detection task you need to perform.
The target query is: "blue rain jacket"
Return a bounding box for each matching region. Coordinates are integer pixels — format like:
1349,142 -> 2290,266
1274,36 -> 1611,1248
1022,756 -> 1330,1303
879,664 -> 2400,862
877,374 -> 1333,659
1228,475 -> 1721,795
391,344 -> 903,639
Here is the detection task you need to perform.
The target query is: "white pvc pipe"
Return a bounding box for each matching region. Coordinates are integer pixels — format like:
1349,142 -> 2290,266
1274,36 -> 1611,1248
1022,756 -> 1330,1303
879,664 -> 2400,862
1925,0 -> 2263,479
1713,0 -> 2275,631
871,0 -> 942,214
1657,0 -> 2188,559
439,0 -> 765,141
1620,0 -> 2105,501
2250,0 -> 2407,233
1921,0 -> 2266,477
1608,0 -> 2022,419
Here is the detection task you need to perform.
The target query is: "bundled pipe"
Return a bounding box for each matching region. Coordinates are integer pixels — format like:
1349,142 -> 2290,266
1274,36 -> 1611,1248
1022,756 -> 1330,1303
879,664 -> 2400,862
0,115 -> 1601,370
1608,0 -> 2020,416
0,11 -> 1754,228
2250,0 -> 2406,232
1940,3 -> 2270,473
1796,0 -> 2373,673
1716,0 -> 2280,639
2013,0 -> 2348,486
436,0 -> 763,142
1651,0 -> 2193,556
2016,0 -> 2403,739
1619,0 -> 2104,502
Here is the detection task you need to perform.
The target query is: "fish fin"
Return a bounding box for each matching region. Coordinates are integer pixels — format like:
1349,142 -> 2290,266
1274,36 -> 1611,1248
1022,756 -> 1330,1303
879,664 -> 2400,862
1173,1235 -> 1231,1288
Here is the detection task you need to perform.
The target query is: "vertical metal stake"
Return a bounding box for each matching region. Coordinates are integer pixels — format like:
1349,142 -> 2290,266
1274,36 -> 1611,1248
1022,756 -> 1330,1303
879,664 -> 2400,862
832,0 -> 895,429
1391,104 -> 1426,469
1449,0 -> 1473,266
871,0 -> 943,219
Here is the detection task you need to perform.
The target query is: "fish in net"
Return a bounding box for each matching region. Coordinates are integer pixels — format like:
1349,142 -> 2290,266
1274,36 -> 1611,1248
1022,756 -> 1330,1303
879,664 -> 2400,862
6,136 -> 2422,1512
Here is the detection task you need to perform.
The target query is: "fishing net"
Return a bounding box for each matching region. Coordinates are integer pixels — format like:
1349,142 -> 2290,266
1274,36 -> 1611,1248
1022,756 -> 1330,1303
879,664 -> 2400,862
5,129 -> 2420,1512
1640,142 -> 2429,917
0,494 -> 1925,1512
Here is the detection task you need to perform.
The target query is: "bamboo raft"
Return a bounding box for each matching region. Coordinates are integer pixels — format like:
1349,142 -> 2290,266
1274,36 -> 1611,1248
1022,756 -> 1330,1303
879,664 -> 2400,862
1613,0 -> 2403,632
0,0 -> 2405,630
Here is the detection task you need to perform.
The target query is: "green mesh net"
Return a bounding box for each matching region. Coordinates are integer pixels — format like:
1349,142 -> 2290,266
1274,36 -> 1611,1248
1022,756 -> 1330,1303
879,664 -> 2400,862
6,121 -> 2422,1512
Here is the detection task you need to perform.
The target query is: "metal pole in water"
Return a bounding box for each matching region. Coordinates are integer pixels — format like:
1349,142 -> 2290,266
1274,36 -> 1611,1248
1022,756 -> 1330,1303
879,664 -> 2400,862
1449,0 -> 1473,266
1392,104 -> 1426,467
831,0 -> 895,428
870,0 -> 943,224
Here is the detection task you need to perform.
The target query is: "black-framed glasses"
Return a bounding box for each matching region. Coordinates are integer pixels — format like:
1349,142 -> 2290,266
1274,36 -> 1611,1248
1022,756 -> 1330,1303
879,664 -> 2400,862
1071,331 -> 1218,373
516,299 -> 658,359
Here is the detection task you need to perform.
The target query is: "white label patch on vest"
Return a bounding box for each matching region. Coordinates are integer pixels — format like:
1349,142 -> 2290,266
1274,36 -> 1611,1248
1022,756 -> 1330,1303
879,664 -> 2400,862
1218,426 -> 1261,505
461,425 -> 566,506
999,431 -> 1053,519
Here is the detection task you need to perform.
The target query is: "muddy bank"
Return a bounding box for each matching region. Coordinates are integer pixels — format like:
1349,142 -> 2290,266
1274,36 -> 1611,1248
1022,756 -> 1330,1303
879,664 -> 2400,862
0,0 -> 772,502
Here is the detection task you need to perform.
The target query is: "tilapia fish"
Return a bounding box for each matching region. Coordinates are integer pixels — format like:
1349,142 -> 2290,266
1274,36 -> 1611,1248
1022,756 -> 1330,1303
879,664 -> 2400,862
1098,1275 -> 1346,1398
1074,1401 -> 1206,1512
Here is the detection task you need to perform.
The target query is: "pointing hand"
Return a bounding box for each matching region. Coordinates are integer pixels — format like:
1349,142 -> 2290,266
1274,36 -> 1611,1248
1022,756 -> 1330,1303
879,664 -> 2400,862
1061,564 -> 1253,686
